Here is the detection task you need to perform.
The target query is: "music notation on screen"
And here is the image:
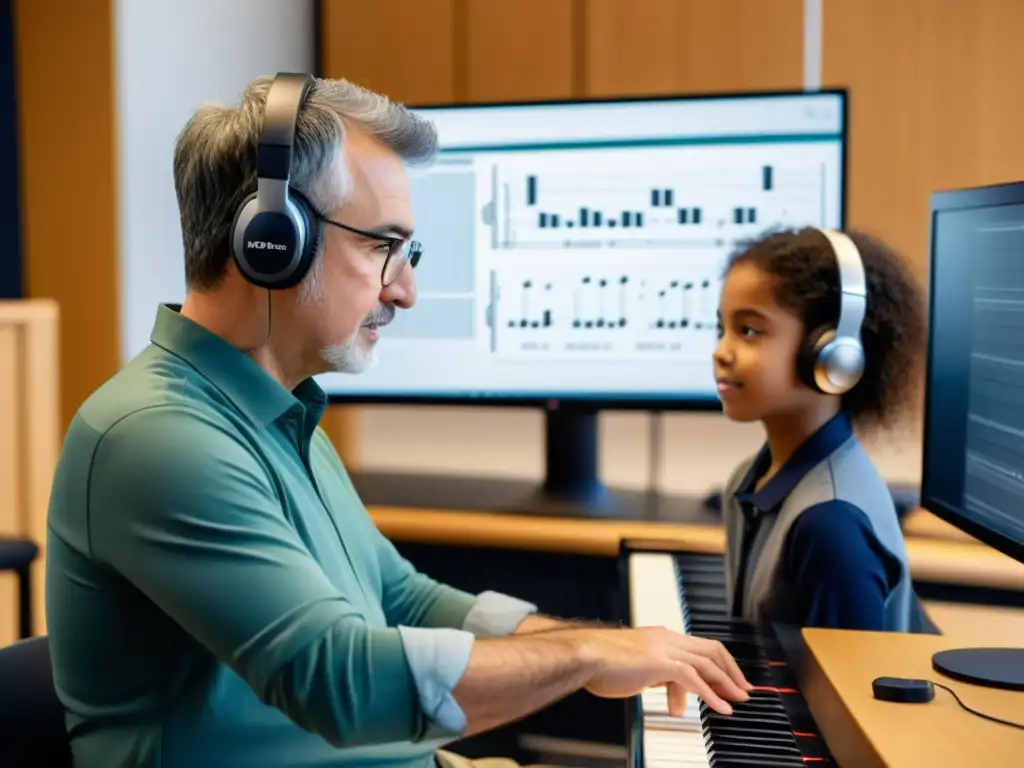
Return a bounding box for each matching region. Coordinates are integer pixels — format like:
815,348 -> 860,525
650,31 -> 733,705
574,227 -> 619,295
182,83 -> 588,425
489,268 -> 721,360
491,158 -> 811,251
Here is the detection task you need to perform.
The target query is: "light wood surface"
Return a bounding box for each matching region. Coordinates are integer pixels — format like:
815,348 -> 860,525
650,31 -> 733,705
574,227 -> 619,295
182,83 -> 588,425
802,624 -> 1024,767
368,506 -> 1024,591
0,300 -> 60,645
14,0 -> 118,432
823,0 -> 1024,279
925,600 -> 1024,646
582,0 -> 802,97
901,508 -> 977,544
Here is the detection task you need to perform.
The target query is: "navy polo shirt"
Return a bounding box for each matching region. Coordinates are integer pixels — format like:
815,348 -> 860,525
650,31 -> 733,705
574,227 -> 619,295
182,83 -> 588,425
732,413 -> 904,630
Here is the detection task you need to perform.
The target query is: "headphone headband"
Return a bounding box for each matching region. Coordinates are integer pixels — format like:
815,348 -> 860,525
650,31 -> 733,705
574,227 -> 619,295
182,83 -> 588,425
258,73 -> 314,183
817,229 -> 867,345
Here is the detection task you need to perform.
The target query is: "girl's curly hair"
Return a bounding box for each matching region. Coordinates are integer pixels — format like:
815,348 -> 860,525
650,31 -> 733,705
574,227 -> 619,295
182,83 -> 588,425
726,227 -> 926,431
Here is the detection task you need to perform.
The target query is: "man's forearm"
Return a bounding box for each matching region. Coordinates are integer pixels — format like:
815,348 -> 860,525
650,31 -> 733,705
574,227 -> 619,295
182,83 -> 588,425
452,630 -> 596,736
514,613 -> 613,634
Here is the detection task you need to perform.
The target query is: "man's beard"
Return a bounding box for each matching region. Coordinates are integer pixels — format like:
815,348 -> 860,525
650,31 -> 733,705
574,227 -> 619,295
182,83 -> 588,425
319,303 -> 395,374
299,266 -> 395,374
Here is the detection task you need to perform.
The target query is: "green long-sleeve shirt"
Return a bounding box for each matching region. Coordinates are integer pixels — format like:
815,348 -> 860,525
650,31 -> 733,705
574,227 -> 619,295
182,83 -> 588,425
44,304 -> 536,768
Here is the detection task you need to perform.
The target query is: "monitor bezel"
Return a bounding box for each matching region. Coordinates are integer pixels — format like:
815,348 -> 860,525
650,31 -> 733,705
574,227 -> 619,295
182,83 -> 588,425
324,87 -> 849,410
920,180 -> 1024,565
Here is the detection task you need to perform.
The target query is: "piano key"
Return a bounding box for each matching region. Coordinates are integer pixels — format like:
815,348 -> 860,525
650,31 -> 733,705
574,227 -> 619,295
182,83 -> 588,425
644,728 -> 711,767
642,687 -> 702,723
629,553 -> 686,633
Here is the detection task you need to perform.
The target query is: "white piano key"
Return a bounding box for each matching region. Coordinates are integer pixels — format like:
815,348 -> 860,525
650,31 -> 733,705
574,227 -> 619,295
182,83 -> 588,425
628,553 -> 686,632
642,688 -> 702,722
643,727 -> 710,767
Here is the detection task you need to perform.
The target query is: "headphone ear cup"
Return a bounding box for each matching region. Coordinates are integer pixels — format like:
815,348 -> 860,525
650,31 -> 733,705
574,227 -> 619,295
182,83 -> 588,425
798,325 -> 834,393
288,191 -> 320,284
230,190 -> 312,290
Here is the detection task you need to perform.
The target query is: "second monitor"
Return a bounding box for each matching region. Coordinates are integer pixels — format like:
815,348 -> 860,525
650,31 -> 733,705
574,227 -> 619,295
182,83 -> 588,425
322,90 -> 848,514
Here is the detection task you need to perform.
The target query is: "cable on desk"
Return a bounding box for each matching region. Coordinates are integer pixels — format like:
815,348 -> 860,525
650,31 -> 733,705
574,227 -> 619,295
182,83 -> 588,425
931,680 -> 1024,731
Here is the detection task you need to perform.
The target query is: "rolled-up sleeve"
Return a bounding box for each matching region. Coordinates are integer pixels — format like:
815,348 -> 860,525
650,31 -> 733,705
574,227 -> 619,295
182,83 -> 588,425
88,406 -> 435,748
397,626 -> 475,735
395,591 -> 538,735
463,591 -> 538,637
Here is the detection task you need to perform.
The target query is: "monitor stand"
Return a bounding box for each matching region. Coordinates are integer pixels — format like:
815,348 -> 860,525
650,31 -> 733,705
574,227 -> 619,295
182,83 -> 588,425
346,406 -> 720,524
506,406 -> 644,517
932,647 -> 1024,691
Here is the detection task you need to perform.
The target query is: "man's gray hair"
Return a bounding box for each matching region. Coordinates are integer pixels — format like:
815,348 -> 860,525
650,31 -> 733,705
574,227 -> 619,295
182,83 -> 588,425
173,75 -> 437,291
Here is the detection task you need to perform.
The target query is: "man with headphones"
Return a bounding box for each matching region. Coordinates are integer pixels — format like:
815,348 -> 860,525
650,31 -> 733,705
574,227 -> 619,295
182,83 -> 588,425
44,73 -> 751,768
711,226 -> 929,633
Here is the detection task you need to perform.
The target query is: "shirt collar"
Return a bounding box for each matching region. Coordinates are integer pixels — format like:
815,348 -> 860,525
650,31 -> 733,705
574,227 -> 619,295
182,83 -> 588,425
149,303 -> 327,429
734,411 -> 854,512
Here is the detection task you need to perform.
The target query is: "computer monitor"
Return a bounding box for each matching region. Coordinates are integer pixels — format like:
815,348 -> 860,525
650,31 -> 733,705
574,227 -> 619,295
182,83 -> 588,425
320,90 -> 848,512
922,180 -> 1024,690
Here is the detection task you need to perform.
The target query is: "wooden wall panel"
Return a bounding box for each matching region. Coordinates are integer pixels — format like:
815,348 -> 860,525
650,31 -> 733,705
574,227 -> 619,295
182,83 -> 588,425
823,0 -> 1024,274
583,0 -> 804,97
0,300 -> 60,643
320,0 -> 457,105
459,0 -> 577,102
14,0 -> 119,433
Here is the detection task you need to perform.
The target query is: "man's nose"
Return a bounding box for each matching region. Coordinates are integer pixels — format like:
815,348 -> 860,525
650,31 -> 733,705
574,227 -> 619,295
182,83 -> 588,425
380,262 -> 417,309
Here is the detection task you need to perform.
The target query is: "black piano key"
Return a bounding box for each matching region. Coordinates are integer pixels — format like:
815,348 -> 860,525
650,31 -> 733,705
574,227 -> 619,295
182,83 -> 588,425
687,618 -> 759,633
707,732 -> 804,754
704,712 -> 792,730
709,752 -> 805,767
674,553 -> 723,567
706,724 -> 802,747
708,745 -> 802,765
703,708 -> 791,726
677,572 -> 724,587
728,700 -> 788,715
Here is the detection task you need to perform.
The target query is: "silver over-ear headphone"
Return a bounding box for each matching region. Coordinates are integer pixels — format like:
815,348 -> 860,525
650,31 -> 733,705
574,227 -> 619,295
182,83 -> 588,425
796,229 -> 868,395
230,72 -> 319,290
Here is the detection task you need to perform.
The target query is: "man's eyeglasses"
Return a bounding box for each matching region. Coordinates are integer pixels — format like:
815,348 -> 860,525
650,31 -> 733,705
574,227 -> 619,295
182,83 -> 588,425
318,215 -> 423,287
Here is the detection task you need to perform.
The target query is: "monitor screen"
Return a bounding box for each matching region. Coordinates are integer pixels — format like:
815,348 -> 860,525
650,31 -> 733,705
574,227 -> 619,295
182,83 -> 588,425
317,90 -> 847,405
922,182 -> 1024,563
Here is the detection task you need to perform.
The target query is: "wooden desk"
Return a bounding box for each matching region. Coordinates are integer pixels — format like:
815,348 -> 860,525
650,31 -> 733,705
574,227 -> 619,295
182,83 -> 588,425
802,625 -> 1024,767
901,508 -> 977,543
368,506 -> 1024,592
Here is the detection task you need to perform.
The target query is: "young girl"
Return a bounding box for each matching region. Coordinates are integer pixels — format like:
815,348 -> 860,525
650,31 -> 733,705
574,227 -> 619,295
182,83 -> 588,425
713,226 -> 928,632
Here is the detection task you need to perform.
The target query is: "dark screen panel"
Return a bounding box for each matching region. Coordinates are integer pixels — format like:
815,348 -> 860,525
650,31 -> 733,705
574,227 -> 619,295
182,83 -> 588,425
923,186 -> 1024,564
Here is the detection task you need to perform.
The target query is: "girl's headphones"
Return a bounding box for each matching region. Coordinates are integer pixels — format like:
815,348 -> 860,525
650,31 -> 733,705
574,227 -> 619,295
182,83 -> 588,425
796,229 -> 868,395
231,72 -> 320,290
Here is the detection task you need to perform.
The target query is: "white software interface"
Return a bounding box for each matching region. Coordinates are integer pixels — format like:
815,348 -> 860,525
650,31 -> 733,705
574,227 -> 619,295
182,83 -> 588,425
317,93 -> 845,400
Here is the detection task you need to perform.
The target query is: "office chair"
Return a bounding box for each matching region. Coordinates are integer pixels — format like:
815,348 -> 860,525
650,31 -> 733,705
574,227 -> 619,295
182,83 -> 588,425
0,635 -> 73,767
0,535 -> 38,638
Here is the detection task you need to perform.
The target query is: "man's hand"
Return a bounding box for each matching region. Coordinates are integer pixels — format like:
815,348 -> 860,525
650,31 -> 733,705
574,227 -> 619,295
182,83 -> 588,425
451,624 -> 751,737
577,626 -> 751,715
